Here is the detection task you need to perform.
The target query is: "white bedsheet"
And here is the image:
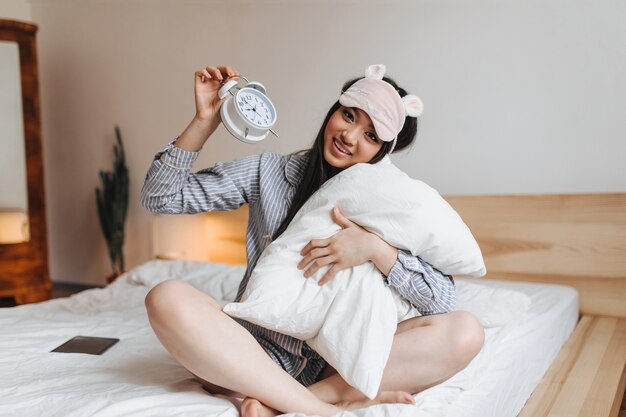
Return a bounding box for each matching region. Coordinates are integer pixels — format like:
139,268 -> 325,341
0,260 -> 578,417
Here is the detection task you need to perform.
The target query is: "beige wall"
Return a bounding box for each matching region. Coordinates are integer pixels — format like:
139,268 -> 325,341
21,0 -> 626,284
0,0 -> 31,22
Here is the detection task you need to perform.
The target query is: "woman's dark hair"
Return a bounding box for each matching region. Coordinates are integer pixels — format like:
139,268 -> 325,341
272,76 -> 419,240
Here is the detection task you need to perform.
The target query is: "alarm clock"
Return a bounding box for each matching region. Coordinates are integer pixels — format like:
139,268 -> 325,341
219,76 -> 278,144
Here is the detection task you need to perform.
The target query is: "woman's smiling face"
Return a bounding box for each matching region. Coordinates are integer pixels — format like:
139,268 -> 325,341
323,106 -> 383,169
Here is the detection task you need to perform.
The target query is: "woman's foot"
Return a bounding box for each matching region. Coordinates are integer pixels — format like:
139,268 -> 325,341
239,391 -> 413,416
336,390 -> 415,410
240,397 -> 280,417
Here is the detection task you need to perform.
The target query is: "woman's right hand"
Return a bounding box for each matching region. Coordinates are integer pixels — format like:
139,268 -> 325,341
193,65 -> 240,125
174,66 -> 241,152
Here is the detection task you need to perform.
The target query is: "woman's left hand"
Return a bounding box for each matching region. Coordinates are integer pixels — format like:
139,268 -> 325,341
298,207 -> 390,285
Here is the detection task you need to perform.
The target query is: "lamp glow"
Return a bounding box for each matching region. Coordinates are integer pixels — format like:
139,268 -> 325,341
151,206 -> 248,265
0,210 -> 30,244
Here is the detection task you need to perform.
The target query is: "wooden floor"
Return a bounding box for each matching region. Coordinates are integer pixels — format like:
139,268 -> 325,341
519,315 -> 626,417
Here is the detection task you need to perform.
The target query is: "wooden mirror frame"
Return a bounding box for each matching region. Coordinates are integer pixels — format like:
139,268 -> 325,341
0,19 -> 51,304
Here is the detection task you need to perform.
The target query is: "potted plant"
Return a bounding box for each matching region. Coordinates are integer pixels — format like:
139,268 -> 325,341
95,126 -> 129,283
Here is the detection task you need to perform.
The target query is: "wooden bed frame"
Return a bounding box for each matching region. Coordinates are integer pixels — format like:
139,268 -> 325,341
447,193 -> 626,417
168,192 -> 626,417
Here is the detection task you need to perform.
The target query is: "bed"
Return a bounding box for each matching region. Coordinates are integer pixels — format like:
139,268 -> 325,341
1,193 -> 625,417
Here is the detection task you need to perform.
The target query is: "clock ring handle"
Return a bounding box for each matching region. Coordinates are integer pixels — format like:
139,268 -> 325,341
218,79 -> 240,100
217,75 -> 252,100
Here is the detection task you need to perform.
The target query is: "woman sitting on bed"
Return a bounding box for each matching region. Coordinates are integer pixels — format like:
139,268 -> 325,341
140,64 -> 485,417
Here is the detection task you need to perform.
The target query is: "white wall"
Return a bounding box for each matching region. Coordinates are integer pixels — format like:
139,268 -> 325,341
23,0 -> 626,285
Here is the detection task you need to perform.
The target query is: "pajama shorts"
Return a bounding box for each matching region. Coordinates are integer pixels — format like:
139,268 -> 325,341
235,318 -> 327,387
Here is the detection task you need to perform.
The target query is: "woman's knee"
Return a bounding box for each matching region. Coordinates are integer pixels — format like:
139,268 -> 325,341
145,280 -> 219,327
146,279 -> 186,311
449,311 -> 485,363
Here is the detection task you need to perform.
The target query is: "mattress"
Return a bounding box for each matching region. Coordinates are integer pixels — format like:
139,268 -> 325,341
0,260 -> 578,417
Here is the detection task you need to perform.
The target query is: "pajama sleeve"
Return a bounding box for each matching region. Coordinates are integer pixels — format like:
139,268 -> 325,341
385,250 -> 457,315
140,140 -> 262,214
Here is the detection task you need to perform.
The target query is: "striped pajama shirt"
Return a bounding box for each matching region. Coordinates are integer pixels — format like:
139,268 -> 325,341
141,141 -> 457,386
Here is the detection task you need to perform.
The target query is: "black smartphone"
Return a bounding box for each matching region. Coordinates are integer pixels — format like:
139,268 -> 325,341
51,336 -> 120,355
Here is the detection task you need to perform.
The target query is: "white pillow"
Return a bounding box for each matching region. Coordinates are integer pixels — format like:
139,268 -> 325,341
223,156 -> 485,398
455,280 -> 531,328
127,259 -> 244,305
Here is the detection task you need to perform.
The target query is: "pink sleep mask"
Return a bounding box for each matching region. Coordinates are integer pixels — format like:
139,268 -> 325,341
339,64 -> 423,144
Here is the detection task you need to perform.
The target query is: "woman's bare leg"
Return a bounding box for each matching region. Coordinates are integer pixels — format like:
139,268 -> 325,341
145,279 -> 341,417
241,312 -> 481,416
308,310 -> 485,406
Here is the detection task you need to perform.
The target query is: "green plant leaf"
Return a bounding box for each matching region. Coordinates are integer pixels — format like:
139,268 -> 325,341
95,126 -> 130,275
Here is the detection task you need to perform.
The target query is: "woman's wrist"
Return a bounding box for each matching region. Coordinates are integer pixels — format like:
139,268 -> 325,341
193,111 -> 219,126
368,233 -> 398,277
175,115 -> 219,152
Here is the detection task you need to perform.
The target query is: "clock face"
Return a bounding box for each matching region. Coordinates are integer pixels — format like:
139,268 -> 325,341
235,88 -> 277,128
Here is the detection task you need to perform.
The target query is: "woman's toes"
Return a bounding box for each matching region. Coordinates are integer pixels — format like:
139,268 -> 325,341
378,391 -> 415,405
240,397 -> 280,417
401,391 -> 416,404
240,398 -> 261,417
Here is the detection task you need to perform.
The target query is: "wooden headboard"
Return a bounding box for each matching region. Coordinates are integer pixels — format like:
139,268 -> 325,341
446,193 -> 626,318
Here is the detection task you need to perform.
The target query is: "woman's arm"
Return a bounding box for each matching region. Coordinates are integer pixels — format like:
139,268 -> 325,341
362,230 -> 457,315
176,65 -> 240,152
384,249 -> 457,315
140,65 -> 262,214
140,143 -> 262,214
299,207 -> 456,315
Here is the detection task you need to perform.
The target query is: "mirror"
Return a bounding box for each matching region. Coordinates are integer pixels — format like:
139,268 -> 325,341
0,19 -> 51,304
0,40 -> 30,243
